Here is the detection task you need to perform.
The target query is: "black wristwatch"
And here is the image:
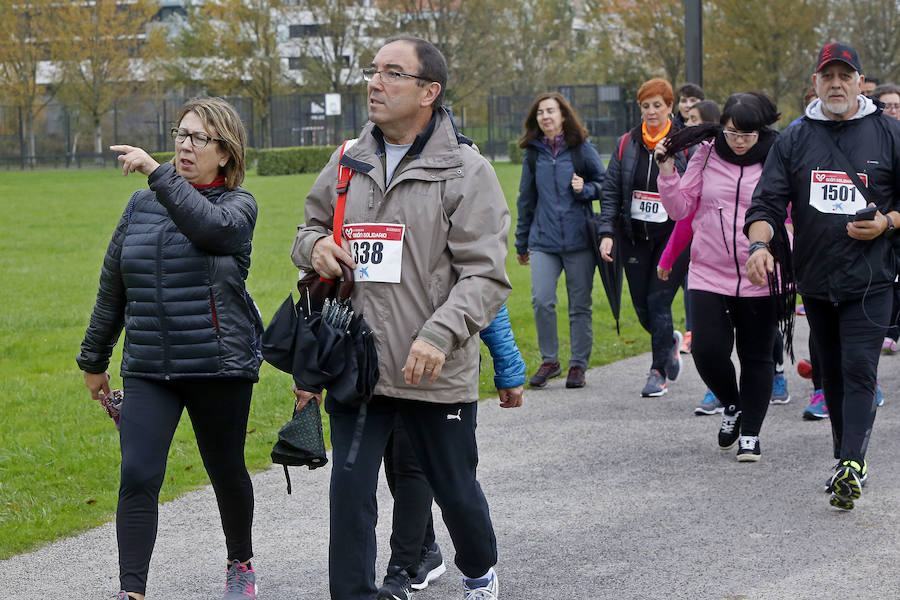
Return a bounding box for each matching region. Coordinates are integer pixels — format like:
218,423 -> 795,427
885,214 -> 896,238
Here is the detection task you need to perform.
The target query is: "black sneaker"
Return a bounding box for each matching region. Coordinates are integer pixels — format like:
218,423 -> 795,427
409,542 -> 447,590
736,435 -> 761,462
718,411 -> 741,450
827,459 -> 866,511
528,361 -> 561,388
667,331 -> 683,381
640,369 -> 667,397
565,365 -> 586,388
377,566 -> 411,600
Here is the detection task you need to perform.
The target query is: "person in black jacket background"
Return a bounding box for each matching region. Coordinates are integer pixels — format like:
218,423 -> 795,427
597,78 -> 688,398
77,97 -> 263,600
745,44 -> 900,511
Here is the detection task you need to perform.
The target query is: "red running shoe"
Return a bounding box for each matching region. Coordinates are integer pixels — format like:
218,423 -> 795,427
797,359 -> 813,379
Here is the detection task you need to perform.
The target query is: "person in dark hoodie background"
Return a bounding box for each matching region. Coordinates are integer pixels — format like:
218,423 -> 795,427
515,92 -> 606,389
745,43 -> 900,510
597,78 -> 688,398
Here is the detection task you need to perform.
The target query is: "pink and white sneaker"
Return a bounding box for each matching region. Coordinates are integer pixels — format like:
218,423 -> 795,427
882,337 -> 898,355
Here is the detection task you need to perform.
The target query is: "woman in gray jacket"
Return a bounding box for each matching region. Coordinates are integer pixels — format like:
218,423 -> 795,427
77,98 -> 262,600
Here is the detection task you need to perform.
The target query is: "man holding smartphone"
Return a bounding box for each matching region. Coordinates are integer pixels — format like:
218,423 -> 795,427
744,43 -> 900,510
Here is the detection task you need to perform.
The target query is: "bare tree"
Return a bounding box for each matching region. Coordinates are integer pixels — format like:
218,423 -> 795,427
0,0 -> 58,165
53,0 -> 163,156
288,0 -> 376,93
174,0 -> 294,148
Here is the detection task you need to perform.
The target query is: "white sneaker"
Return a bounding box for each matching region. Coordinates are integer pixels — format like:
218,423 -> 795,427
463,568 -> 498,599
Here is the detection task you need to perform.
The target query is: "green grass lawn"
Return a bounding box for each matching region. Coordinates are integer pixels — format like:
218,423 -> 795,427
0,163 -> 684,559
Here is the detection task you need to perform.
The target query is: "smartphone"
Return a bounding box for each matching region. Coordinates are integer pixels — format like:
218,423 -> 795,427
854,206 -> 878,221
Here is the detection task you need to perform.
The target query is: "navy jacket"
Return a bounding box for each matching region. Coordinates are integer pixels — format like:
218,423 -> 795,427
515,140 -> 606,255
77,163 -> 264,381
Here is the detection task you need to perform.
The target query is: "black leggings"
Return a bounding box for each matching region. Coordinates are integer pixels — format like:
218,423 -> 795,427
690,291 -> 777,437
620,233 -> 688,374
118,377 -> 254,594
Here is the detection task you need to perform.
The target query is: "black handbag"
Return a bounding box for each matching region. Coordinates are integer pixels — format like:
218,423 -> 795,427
270,398 -> 328,494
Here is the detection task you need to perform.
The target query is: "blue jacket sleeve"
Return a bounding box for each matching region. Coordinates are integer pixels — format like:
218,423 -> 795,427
514,152 -> 537,255
573,141 -> 607,202
480,303 -> 527,389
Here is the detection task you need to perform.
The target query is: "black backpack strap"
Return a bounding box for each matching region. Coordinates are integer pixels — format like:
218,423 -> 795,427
808,123 -> 874,204
525,146 -> 537,175
571,143 -> 585,177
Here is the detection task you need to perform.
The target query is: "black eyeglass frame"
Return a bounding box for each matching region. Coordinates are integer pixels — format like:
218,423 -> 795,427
170,127 -> 225,148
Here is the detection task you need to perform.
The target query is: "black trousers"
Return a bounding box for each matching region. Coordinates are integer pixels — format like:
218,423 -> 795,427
690,291 -> 777,437
118,377 -> 254,594
384,419 -> 436,575
326,395 -> 496,600
620,233 -> 688,375
804,288 -> 891,462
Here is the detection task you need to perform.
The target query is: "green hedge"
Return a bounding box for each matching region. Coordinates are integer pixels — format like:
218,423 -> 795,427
508,141 -> 525,164
150,151 -> 175,164
257,146 -> 335,176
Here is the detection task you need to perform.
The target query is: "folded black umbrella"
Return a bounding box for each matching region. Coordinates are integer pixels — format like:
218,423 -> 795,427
585,215 -> 623,335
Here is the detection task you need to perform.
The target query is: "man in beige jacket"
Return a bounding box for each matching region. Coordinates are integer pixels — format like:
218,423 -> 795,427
291,35 -> 511,600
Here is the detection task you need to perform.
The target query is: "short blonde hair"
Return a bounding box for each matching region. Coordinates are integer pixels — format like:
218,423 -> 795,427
175,97 -> 247,190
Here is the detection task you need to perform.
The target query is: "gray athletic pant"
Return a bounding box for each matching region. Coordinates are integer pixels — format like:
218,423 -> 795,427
529,249 -> 595,368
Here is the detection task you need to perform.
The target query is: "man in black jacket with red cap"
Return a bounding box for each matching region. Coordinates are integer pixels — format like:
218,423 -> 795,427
745,43 -> 900,510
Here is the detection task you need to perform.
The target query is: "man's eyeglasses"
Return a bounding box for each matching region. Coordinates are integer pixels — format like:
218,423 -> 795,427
723,129 -> 759,142
362,68 -> 431,84
883,103 -> 900,111
171,128 -> 224,148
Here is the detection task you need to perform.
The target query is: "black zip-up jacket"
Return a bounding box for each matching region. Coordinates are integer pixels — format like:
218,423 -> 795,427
597,123 -> 687,242
744,102 -> 900,303
76,162 -> 264,380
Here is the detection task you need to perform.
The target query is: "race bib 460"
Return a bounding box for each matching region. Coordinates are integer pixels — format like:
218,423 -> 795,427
809,170 -> 868,215
630,190 -> 669,223
342,223 -> 405,283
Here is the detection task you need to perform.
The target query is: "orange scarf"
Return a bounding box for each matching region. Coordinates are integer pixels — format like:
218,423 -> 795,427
642,120 -> 672,149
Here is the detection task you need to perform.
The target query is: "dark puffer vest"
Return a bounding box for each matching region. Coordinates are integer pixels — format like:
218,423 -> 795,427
76,163 -> 264,381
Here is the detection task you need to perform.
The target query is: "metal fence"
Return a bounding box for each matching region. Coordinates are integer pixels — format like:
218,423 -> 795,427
485,84 -> 639,159
1,84 -> 638,168
0,90 -> 370,169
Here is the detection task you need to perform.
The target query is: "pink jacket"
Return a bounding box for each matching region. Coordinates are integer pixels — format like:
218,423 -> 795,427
658,212 -> 694,272
657,142 -> 770,298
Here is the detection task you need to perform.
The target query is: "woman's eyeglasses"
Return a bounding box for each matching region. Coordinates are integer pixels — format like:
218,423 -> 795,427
171,128 -> 224,148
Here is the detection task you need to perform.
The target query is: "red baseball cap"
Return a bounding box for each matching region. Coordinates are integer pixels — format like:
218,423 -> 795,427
816,42 -> 862,73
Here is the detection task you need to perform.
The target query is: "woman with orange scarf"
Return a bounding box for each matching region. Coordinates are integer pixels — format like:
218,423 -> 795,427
596,78 -> 688,397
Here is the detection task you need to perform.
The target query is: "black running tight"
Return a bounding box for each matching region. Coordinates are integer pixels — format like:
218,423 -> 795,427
118,377 -> 255,594
690,290 -> 777,437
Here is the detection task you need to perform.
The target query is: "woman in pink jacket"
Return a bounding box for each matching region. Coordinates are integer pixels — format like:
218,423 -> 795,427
654,92 -> 780,462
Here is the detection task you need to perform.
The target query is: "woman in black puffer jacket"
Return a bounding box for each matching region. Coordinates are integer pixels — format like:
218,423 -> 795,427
77,97 -> 263,600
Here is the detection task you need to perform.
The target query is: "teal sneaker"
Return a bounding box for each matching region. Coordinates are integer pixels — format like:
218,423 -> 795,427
694,389 -> 724,415
223,561 -> 257,599
769,372 -> 790,404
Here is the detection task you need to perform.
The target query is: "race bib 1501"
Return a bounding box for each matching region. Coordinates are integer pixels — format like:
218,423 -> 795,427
342,223 -> 405,283
630,190 -> 669,223
809,170 -> 868,215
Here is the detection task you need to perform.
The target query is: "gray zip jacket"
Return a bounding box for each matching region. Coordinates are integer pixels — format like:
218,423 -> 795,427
291,109 -> 511,404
